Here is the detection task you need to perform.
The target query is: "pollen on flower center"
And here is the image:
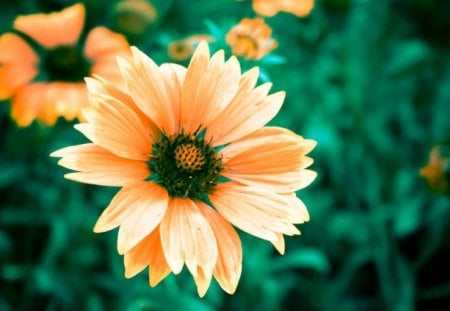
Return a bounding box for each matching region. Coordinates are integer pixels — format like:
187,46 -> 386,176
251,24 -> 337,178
148,132 -> 223,200
175,143 -> 205,171
44,45 -> 91,82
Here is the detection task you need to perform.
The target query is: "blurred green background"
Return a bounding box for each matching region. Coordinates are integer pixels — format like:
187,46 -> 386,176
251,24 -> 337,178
1,0 -> 450,310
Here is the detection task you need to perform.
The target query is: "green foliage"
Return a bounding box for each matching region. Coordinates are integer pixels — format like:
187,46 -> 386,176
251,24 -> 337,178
1,0 -> 450,310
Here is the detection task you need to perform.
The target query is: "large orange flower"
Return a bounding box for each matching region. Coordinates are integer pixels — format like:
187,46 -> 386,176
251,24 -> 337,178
51,42 -> 317,296
0,3 -> 130,126
253,0 -> 314,17
226,17 -> 278,60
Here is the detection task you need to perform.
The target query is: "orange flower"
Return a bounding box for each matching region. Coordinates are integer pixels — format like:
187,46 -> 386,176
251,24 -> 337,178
253,0 -> 314,17
51,42 -> 317,296
226,18 -> 278,60
0,3 -> 130,126
168,34 -> 215,61
420,144 -> 449,193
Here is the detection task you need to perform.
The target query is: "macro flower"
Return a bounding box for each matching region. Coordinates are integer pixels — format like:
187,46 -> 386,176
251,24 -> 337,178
51,42 -> 317,296
226,17 -> 277,60
420,144 -> 449,195
253,0 -> 314,17
168,34 -> 215,61
0,3 -> 130,126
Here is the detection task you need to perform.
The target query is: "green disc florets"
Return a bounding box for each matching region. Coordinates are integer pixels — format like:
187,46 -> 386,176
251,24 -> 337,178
148,132 -> 223,199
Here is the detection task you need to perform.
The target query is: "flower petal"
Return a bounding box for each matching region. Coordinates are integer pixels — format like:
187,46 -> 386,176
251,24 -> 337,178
116,183 -> 169,254
159,198 -> 218,279
51,143 -> 149,186
206,79 -> 278,146
124,226 -> 171,285
210,182 -> 304,245
14,3 -> 85,48
199,203 -> 242,295
0,33 -> 38,99
84,27 -> 130,87
93,182 -> 167,238
221,126 -> 317,192
180,41 -> 241,134
118,47 -> 178,135
76,79 -> 154,161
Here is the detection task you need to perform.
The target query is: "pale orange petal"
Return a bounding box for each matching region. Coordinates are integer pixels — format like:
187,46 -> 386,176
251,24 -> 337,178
180,42 -> 241,134
200,203 -> 242,295
271,233 -> 286,255
194,267 -> 212,298
14,3 -> 85,48
210,182 -> 303,244
148,227 -> 172,287
117,183 -> 168,254
11,83 -> 49,126
160,63 -> 186,133
93,182 -> 167,237
84,26 -> 129,60
253,0 -> 314,17
118,47 -> 178,135
51,143 -> 149,186
221,127 -> 317,192
206,81 -> 281,147
124,226 -> 170,283
159,198 -> 218,278
0,33 -> 38,99
44,82 -> 87,123
84,76 -> 155,131
75,81 -> 153,161
204,67 -> 259,144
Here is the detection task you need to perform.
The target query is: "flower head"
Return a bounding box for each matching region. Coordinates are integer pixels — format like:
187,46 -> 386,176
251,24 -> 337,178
226,17 -> 277,60
0,3 -> 130,126
168,34 -> 215,61
420,144 -> 450,194
51,42 -> 317,296
253,0 -> 314,17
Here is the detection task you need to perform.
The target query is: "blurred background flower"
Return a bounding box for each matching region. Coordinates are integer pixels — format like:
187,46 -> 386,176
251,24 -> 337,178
226,17 -> 278,60
0,3 -> 130,126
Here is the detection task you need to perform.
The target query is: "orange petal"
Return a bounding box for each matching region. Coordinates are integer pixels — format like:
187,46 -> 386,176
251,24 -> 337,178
206,79 -> 280,147
159,198 -> 218,279
271,233 -> 286,255
51,143 -> 149,186
117,47 -> 178,136
159,63 -> 186,134
210,182 -> 304,244
180,42 -> 241,134
14,3 -> 85,48
0,33 -> 38,99
194,267 -> 212,298
93,182 -> 167,236
11,83 -> 50,126
199,203 -> 242,295
221,126 -> 317,192
44,82 -> 88,123
84,26 -> 129,60
116,183 -> 168,254
124,226 -> 170,285
75,81 -> 153,161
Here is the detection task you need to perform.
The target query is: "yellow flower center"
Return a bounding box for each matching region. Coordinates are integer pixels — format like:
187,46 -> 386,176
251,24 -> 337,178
175,143 -> 205,171
148,132 -> 224,199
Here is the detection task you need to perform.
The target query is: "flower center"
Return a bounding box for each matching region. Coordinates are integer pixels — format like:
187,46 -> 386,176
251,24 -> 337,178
148,132 -> 223,200
175,143 -> 205,171
44,45 -> 91,82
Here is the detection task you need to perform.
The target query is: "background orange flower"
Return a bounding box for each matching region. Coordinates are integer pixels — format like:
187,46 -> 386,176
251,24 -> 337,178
226,18 -> 278,60
0,3 -> 130,126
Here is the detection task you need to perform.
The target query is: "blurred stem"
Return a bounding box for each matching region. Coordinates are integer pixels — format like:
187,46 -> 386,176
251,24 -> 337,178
370,208 -> 414,311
